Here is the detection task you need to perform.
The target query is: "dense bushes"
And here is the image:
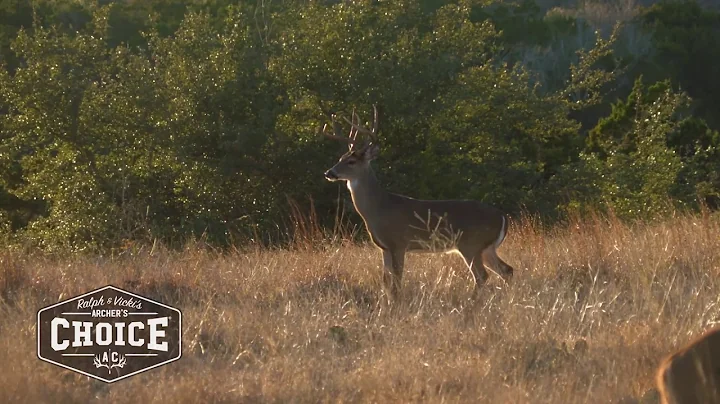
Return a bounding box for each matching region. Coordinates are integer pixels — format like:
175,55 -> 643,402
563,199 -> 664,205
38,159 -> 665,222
0,0 -> 718,251
640,0 -> 720,128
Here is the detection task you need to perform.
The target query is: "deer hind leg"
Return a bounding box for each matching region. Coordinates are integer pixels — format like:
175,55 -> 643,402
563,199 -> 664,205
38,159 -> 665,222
458,247 -> 489,291
382,249 -> 404,300
481,246 -> 514,281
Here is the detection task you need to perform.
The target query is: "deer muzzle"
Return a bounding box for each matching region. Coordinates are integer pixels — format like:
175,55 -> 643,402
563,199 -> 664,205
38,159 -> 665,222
324,169 -> 339,181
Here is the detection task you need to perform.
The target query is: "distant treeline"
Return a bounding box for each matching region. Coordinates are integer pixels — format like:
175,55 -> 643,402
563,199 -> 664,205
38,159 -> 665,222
0,0 -> 718,251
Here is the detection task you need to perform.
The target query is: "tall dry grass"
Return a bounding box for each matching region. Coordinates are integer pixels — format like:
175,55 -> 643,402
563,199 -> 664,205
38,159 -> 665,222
0,211 -> 718,403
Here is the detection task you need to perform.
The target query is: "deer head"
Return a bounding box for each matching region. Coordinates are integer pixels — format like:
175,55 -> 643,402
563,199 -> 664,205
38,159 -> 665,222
320,105 -> 380,182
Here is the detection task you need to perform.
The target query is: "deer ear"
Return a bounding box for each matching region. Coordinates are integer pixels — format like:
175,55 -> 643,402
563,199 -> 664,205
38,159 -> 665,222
363,143 -> 380,160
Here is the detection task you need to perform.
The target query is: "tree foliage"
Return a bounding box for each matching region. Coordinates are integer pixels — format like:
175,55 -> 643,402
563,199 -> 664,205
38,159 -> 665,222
0,0 -> 718,251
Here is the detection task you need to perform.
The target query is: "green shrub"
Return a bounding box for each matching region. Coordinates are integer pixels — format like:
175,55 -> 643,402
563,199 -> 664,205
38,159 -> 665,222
640,0 -> 720,128
0,0 -> 718,252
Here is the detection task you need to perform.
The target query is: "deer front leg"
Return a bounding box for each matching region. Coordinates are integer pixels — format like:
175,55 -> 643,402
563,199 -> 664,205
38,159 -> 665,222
382,248 -> 404,300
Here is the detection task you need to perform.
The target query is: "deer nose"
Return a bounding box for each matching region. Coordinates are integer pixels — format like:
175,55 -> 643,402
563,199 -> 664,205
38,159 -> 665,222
324,170 -> 338,180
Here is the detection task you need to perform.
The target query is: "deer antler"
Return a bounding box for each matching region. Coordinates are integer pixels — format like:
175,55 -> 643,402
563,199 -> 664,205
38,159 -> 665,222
318,109 -> 360,151
349,108 -> 359,143
318,122 -> 355,147
319,104 -> 380,150
342,104 -> 379,143
318,104 -> 345,140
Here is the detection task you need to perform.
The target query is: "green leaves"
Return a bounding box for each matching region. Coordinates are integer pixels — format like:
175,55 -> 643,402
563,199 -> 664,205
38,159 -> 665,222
0,5 -> 282,250
0,0 -> 719,251
565,23 -> 620,110
563,77 -> 707,220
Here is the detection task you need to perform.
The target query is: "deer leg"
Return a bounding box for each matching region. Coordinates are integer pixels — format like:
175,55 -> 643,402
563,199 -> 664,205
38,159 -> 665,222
459,247 -> 489,292
382,248 -> 404,300
481,246 -> 514,281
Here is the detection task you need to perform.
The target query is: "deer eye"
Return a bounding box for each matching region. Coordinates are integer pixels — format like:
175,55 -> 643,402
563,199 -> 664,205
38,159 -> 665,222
347,159 -> 357,166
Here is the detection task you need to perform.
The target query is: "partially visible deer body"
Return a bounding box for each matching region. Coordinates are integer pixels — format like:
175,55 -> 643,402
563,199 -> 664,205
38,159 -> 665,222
320,105 -> 514,299
657,327 -> 720,404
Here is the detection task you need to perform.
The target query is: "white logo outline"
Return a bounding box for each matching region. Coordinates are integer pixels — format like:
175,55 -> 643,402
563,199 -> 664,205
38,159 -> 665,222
37,285 -> 182,383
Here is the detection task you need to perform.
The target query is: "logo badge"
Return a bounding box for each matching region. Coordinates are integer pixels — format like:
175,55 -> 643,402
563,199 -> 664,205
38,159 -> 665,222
37,285 -> 182,383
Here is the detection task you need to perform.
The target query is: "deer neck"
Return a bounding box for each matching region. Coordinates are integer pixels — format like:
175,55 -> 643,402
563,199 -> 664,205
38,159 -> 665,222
346,168 -> 389,220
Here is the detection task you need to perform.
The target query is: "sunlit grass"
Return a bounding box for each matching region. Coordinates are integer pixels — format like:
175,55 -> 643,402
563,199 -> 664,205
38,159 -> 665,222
0,211 -> 718,403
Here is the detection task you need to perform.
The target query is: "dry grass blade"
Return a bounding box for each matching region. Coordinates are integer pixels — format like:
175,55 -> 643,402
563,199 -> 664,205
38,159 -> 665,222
0,211 -> 719,403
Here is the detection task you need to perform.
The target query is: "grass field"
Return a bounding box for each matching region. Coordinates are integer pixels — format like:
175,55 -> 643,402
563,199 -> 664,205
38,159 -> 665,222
1,211 -> 719,403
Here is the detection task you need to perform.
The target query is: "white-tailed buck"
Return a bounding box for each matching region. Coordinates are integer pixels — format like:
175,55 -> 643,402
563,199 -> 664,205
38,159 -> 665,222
656,326 -> 720,404
320,105 -> 514,299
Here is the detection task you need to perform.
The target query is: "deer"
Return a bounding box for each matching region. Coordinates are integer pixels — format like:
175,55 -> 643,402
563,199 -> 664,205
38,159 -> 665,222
656,326 -> 720,404
319,104 -> 514,300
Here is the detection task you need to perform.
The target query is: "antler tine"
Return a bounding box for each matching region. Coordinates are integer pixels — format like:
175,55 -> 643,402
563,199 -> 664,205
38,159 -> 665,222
350,108 -> 360,142
318,123 -> 353,144
338,110 -> 358,151
331,115 -> 346,139
319,105 -> 380,150
318,103 -> 350,140
343,106 -> 378,142
319,119 -> 357,152
371,104 -> 379,142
